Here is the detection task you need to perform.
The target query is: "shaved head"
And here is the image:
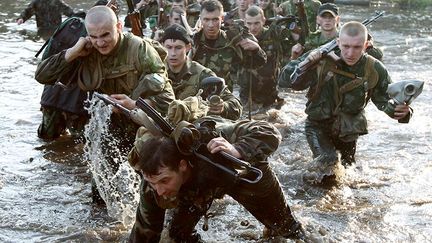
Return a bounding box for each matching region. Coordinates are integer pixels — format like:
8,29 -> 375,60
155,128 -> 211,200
85,6 -> 117,27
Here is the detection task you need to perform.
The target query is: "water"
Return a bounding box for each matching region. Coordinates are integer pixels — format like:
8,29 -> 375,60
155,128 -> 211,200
0,1 -> 431,242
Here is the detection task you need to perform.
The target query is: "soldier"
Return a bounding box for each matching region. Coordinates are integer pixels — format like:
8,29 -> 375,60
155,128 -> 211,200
224,0 -> 255,24
241,6 -> 294,108
277,0 -> 321,32
278,22 -> 411,180
290,3 -> 383,60
161,24 -> 243,120
191,0 -> 267,91
128,116 -> 303,242
258,0 -> 277,19
16,0 -> 84,39
35,6 -> 175,202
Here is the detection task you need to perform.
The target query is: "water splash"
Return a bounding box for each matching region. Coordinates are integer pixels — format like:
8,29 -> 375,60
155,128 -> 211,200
83,95 -> 140,227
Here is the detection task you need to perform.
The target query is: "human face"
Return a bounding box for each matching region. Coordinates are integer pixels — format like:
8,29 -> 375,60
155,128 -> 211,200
143,160 -> 189,198
337,33 -> 367,66
237,0 -> 253,11
317,13 -> 339,32
163,39 -> 191,71
87,21 -> 121,55
169,12 -> 182,25
258,0 -> 270,9
245,14 -> 265,37
201,9 -> 222,40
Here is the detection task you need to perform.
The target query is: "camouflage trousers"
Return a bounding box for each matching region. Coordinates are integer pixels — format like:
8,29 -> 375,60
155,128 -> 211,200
239,77 -> 279,106
305,118 -> 357,167
129,162 -> 301,242
37,106 -> 88,140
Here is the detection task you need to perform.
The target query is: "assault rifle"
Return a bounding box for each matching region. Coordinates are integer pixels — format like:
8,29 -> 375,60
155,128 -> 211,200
265,15 -> 298,29
290,11 -> 385,87
94,92 -> 264,184
126,0 -> 144,37
296,0 -> 309,45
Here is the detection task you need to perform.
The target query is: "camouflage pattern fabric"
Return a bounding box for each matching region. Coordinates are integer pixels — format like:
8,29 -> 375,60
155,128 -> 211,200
168,58 -> 242,120
278,52 -> 411,165
128,117 -> 302,242
278,0 -> 321,32
18,0 -> 76,38
191,29 -> 267,91
239,25 -> 292,106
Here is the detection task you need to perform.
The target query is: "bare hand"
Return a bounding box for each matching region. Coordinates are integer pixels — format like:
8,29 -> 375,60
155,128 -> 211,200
207,137 -> 242,158
393,104 -> 410,120
109,94 -> 136,112
306,50 -> 322,63
291,43 -> 304,60
237,38 -> 260,51
65,37 -> 93,62
17,18 -> 24,25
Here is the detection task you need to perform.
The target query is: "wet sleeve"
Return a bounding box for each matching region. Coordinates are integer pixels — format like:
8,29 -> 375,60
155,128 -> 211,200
129,180 -> 166,243
134,42 -> 175,116
35,50 -> 79,85
227,120 -> 282,164
278,51 -> 315,89
19,1 -> 35,21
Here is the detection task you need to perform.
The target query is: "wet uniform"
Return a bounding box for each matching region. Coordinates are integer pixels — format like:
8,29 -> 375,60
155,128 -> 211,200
18,0 -> 77,39
278,52 -> 410,166
128,116 -> 301,242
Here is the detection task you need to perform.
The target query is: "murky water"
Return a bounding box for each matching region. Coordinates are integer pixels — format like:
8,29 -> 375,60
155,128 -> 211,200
0,1 -> 431,242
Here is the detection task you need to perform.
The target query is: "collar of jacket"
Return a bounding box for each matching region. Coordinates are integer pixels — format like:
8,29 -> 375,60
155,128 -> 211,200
196,29 -> 229,48
167,57 -> 195,81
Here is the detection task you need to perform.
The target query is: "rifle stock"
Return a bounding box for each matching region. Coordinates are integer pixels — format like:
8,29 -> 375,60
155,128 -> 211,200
126,0 -> 144,37
290,11 -> 385,87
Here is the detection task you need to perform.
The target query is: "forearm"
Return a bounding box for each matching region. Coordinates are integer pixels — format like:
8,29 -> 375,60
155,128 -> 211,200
35,50 -> 77,85
219,91 -> 242,120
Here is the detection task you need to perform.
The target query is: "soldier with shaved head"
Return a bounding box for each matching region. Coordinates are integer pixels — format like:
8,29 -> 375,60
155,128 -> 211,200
36,5 -> 174,204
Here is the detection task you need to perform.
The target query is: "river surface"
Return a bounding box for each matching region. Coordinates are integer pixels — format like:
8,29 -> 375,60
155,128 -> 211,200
0,1 -> 431,242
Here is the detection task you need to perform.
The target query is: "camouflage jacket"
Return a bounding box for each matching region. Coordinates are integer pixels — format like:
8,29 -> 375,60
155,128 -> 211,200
18,0 -> 75,32
263,5 -> 277,19
35,33 -> 175,116
238,25 -> 292,103
278,53 -> 409,126
168,58 -> 242,120
128,117 -> 282,242
190,29 -> 267,90
279,0 -> 321,32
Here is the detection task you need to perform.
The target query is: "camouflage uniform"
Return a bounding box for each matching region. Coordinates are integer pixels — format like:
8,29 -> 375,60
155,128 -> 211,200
191,28 -> 267,91
169,58 -> 243,120
279,0 -> 321,32
18,0 -> 77,39
239,25 -> 292,106
128,116 -> 301,242
278,52 -> 411,166
262,4 -> 277,19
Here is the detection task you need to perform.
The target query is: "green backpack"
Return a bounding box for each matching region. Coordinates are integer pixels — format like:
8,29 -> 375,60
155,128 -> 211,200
36,16 -> 87,60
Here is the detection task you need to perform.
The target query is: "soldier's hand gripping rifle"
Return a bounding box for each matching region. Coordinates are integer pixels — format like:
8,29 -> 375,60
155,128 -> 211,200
290,11 -> 385,88
126,0 -> 144,37
135,98 -> 263,184
93,92 -> 263,184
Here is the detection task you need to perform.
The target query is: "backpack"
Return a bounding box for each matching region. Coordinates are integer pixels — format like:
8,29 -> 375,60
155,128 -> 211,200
35,17 -> 87,60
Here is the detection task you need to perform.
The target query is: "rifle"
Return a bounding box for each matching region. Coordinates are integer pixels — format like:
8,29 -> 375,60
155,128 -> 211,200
126,0 -> 144,37
135,98 -> 263,184
296,0 -> 309,45
93,92 -> 263,184
290,11 -> 385,87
